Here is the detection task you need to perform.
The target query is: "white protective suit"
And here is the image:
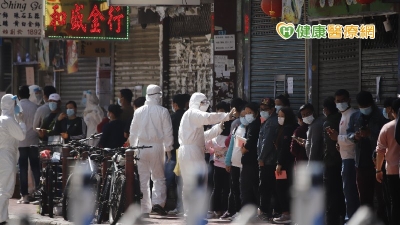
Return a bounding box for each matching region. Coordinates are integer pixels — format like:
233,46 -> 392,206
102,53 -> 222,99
128,85 -> 173,213
0,95 -> 26,222
178,92 -> 231,214
82,91 -> 104,146
28,85 -> 43,105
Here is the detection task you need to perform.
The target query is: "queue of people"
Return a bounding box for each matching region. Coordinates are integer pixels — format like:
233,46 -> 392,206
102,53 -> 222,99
1,83 -> 400,225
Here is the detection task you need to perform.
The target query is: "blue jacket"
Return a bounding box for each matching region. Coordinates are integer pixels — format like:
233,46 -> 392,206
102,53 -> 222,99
347,106 -> 386,168
257,112 -> 279,165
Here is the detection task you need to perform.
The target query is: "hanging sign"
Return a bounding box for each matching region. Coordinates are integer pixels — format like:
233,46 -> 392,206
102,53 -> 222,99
44,0 -> 129,40
0,0 -> 43,37
77,41 -> 110,57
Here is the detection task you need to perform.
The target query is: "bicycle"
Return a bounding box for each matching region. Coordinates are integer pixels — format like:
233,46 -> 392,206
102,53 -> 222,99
96,146 -> 150,225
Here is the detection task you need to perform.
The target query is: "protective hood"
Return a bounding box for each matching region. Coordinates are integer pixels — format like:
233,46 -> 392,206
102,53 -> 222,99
145,84 -> 162,105
83,91 -> 104,122
189,92 -> 207,110
1,94 -> 16,117
29,85 -> 42,105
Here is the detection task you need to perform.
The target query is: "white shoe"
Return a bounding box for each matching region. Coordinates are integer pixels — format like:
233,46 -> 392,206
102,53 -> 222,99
273,214 -> 291,224
17,196 -> 29,204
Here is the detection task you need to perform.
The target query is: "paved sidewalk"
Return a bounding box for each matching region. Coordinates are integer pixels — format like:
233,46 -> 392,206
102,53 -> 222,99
8,199 -> 274,225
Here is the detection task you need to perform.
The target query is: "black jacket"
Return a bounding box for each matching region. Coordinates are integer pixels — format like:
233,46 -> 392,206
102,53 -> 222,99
323,112 -> 342,167
276,124 -> 297,170
241,115 -> 261,165
54,117 -> 87,143
171,109 -> 185,161
257,112 -> 279,165
99,119 -> 127,148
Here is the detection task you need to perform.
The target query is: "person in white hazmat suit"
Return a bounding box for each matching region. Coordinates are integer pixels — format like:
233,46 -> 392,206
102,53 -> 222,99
178,93 -> 236,219
28,85 -> 43,105
82,90 -> 104,146
129,84 -> 173,217
0,94 -> 27,224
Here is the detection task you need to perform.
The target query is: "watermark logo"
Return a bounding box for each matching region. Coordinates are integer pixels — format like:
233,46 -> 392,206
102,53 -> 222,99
276,22 -> 376,40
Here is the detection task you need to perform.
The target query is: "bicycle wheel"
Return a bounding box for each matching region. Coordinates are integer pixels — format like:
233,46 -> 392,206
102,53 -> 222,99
109,174 -> 126,225
96,175 -> 111,224
62,174 -> 73,221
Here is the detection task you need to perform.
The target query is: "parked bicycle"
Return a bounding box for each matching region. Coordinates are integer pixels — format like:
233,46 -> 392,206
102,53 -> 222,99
96,145 -> 150,225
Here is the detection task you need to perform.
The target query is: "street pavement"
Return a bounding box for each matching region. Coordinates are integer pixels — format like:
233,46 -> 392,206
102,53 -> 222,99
8,198 -> 275,225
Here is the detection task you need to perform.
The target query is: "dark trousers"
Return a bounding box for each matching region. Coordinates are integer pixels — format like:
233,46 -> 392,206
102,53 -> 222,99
375,171 -> 390,225
386,175 -> 400,225
240,163 -> 259,207
342,159 -> 360,221
275,166 -> 293,213
18,147 -> 41,196
228,166 -> 241,214
324,165 -> 346,225
356,167 -> 375,207
259,165 -> 276,215
210,166 -> 230,212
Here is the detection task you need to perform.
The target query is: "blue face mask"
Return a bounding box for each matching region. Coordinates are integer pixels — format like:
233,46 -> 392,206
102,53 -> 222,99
117,98 -> 122,106
66,109 -> 75,117
245,114 -> 255,124
260,111 -> 270,119
383,108 -> 389,120
240,116 -> 249,126
14,105 -> 20,115
49,102 -> 58,111
360,106 -> 372,115
81,98 -> 87,106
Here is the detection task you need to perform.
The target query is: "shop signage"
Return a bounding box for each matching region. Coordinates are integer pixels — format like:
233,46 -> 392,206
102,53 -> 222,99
276,22 -> 375,40
108,0 -> 200,5
77,41 -> 110,57
44,0 -> 129,40
308,1 -> 393,19
0,0 -> 43,37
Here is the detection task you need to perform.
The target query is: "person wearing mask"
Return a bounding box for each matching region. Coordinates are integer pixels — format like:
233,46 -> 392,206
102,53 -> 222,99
229,98 -> 244,133
224,106 -> 247,220
118,89 -> 134,138
290,111 -> 308,163
240,102 -> 261,208
38,93 -> 62,142
178,92 -> 236,222
347,91 -> 386,208
273,107 -> 297,224
0,94 -> 27,224
128,85 -> 174,217
383,97 -> 395,121
166,94 -> 186,215
322,97 -> 345,225
28,85 -> 43,106
33,86 -> 57,131
257,98 -> 279,221
53,101 -> 87,143
376,98 -> 400,225
300,103 -> 324,162
327,89 -> 359,222
274,94 -> 290,113
16,86 -> 40,204
82,90 -> 104,146
206,101 -> 232,219
98,105 -> 126,148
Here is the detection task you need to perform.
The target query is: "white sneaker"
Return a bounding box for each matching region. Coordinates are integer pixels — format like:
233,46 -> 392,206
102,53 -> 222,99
206,211 -> 216,219
230,212 -> 239,220
17,196 -> 29,204
273,214 -> 291,224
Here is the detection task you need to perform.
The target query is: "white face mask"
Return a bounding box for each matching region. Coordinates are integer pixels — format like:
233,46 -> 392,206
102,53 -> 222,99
278,117 -> 285,125
245,114 -> 255,124
199,104 -> 209,112
303,115 -> 315,125
172,106 -> 176,112
336,102 -> 349,112
275,105 -> 283,112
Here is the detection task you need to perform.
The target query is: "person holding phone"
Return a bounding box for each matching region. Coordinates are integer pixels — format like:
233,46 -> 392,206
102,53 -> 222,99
347,91 -> 386,209
290,110 -> 308,163
273,107 -> 297,224
53,101 -> 86,144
